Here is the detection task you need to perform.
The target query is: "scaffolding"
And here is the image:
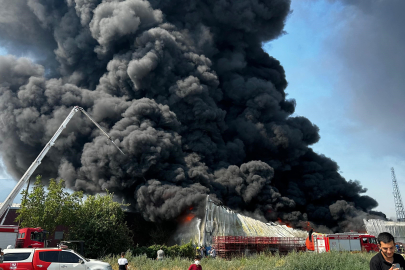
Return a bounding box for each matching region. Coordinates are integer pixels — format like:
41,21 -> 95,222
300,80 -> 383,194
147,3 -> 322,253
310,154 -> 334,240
212,236 -> 306,258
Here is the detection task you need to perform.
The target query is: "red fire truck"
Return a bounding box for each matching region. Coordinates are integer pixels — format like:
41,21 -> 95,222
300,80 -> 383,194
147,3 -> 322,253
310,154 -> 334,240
0,225 -> 47,249
306,232 -> 379,253
16,227 -> 48,248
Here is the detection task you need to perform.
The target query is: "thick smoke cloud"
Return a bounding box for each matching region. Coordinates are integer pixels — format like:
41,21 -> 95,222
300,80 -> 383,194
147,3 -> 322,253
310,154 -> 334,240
0,0 -> 384,231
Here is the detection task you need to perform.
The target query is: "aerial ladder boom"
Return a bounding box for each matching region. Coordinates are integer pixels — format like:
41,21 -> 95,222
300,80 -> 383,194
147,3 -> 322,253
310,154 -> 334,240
0,106 -> 125,224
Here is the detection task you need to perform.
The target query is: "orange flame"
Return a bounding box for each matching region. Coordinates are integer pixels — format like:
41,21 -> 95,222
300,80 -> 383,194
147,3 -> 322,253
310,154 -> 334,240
178,206 -> 195,224
277,218 -> 293,228
183,213 -> 195,223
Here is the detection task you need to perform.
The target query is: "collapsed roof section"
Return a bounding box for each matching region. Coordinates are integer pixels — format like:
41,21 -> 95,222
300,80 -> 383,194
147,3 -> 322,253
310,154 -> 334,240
199,196 -> 307,246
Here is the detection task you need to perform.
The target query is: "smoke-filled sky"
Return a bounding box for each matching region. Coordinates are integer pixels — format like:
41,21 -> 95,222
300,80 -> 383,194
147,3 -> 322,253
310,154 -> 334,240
0,0 -> 402,231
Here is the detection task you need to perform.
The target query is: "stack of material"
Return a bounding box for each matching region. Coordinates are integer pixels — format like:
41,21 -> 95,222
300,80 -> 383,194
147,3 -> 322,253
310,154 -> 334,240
213,236 -> 306,258
364,219 -> 405,243
199,196 -> 307,248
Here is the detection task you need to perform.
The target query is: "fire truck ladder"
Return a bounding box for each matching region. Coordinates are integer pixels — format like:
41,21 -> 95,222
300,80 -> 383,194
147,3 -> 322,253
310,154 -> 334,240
0,106 -> 125,225
392,167 -> 405,222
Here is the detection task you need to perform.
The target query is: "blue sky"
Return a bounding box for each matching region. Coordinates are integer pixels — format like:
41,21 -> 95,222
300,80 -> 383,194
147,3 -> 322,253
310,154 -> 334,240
264,0 -> 405,219
1,0 -> 404,220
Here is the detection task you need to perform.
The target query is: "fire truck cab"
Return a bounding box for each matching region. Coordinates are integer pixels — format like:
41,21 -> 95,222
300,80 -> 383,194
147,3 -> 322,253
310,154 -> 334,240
16,228 -> 47,248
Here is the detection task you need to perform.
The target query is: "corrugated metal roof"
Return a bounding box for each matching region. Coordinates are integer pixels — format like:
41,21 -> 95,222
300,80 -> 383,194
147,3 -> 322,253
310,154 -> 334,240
364,219 -> 405,243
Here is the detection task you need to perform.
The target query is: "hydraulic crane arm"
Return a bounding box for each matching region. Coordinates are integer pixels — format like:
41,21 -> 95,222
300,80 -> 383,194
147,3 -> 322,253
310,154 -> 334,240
0,106 -> 125,224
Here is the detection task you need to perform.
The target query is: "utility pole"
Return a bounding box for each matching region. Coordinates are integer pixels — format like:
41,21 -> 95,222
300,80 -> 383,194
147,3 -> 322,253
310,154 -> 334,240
392,167 -> 405,222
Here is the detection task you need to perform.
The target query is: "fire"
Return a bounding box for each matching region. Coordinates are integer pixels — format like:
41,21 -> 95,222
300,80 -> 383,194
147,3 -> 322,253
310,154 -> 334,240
178,206 -> 195,224
182,213 -> 195,223
296,221 -> 313,231
277,218 -> 293,228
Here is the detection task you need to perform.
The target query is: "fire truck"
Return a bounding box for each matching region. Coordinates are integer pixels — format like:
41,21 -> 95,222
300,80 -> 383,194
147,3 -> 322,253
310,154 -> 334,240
0,106 -> 124,249
306,231 -> 379,253
0,226 -> 47,249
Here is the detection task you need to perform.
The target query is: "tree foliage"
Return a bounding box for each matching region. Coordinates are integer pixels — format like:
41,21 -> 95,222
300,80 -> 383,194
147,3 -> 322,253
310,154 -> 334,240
17,175 -> 83,234
17,176 -> 133,258
68,192 -> 133,257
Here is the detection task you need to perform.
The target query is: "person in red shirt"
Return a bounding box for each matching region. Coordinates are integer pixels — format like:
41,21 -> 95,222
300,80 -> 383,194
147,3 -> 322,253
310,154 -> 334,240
188,255 -> 202,270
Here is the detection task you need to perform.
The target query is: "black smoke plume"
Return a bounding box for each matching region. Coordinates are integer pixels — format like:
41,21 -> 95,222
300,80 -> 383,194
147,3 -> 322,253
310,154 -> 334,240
0,0 -> 384,232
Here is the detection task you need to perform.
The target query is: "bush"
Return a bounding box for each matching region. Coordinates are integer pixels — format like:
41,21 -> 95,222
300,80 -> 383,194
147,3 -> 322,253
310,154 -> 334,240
130,241 -> 195,260
102,250 -> 376,270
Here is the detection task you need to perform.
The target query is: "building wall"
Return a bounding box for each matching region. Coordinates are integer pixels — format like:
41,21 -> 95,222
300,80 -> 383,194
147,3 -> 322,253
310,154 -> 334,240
0,208 -> 19,225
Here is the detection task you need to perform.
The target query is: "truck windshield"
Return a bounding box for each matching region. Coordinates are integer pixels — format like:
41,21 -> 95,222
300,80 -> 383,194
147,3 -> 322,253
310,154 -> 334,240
374,238 -> 378,244
30,232 -> 43,242
369,238 -> 377,244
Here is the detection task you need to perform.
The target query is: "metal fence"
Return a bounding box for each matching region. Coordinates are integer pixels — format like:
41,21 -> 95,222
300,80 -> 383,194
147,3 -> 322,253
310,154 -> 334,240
212,236 -> 306,258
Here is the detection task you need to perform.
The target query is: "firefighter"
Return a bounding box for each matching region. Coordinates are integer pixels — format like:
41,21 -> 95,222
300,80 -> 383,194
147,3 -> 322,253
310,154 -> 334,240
305,229 -> 315,251
201,246 -> 206,257
0,248 -> 3,263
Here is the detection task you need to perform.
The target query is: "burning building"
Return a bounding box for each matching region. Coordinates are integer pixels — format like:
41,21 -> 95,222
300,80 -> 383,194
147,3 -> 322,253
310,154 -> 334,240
175,196 -> 308,258
197,196 -> 307,247
0,0 -> 385,233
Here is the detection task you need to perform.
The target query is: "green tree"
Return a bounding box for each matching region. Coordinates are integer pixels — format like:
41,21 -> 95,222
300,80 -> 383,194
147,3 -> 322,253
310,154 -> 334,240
17,175 -> 46,228
68,192 -> 133,257
17,176 -> 133,258
17,175 -> 82,234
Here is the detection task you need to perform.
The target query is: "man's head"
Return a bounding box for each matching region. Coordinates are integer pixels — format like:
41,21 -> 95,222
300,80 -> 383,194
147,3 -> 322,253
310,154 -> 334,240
121,252 -> 125,257
378,232 -> 396,259
194,255 -> 201,265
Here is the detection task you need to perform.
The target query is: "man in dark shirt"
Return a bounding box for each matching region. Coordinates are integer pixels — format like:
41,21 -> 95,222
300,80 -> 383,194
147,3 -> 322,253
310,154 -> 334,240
370,232 -> 405,270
